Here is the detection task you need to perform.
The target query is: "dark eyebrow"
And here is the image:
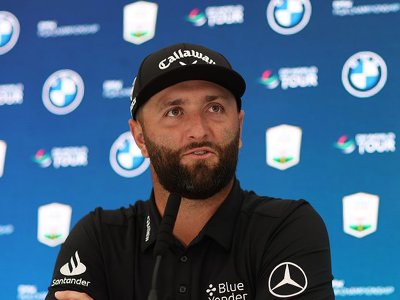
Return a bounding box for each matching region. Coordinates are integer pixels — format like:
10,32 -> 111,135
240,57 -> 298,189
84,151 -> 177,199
205,95 -> 229,102
159,98 -> 185,111
205,95 -> 219,102
158,94 -> 230,111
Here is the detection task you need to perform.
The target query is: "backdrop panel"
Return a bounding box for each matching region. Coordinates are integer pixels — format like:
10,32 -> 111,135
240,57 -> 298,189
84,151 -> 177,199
1,0 -> 399,299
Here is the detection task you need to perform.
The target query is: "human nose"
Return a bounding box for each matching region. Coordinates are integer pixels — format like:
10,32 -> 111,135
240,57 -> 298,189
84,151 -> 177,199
185,113 -> 209,141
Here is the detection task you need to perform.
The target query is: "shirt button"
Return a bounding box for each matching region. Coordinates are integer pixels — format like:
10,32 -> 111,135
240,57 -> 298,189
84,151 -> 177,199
180,255 -> 188,263
179,285 -> 187,294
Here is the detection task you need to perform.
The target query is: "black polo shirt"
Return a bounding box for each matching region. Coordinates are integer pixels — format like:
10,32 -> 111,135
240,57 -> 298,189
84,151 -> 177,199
45,180 -> 334,299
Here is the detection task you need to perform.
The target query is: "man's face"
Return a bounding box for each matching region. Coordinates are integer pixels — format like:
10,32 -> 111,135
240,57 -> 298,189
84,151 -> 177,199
132,80 -> 244,199
143,127 -> 240,199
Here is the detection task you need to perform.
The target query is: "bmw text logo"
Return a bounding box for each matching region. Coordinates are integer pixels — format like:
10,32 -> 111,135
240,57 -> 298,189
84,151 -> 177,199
266,0 -> 312,35
0,11 -> 20,55
342,51 -> 387,98
110,132 -> 150,178
42,69 -> 85,115
268,262 -> 307,298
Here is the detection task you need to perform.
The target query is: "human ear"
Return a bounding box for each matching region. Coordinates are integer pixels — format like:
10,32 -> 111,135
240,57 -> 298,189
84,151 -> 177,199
128,119 -> 149,158
238,110 -> 244,149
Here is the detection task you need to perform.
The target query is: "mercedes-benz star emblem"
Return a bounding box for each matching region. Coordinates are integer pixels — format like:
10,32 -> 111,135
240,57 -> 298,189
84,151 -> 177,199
268,262 -> 308,298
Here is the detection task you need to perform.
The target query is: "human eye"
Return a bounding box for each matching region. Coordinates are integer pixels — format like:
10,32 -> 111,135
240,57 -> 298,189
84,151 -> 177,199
165,107 -> 183,117
208,104 -> 224,114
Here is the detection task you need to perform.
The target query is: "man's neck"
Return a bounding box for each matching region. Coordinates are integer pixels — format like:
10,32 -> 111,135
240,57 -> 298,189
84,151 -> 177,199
152,174 -> 234,247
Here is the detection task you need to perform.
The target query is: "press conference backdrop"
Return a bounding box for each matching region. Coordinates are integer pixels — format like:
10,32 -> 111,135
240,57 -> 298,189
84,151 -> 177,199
1,0 -> 399,299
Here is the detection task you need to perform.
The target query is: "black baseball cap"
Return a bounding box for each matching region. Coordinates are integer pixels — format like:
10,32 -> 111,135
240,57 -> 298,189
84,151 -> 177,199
130,43 -> 246,120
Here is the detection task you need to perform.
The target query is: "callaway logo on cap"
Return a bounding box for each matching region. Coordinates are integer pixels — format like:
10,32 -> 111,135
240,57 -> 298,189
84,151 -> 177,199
130,42 -> 246,119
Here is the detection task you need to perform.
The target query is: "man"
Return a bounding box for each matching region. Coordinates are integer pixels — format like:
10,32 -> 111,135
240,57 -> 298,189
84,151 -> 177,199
46,43 -> 334,300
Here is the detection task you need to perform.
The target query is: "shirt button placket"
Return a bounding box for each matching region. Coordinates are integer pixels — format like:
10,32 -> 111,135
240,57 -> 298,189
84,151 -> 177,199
176,254 -> 190,299
179,284 -> 187,294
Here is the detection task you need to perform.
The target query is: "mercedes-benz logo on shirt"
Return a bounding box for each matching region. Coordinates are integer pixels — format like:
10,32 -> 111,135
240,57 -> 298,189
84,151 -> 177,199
268,262 -> 307,298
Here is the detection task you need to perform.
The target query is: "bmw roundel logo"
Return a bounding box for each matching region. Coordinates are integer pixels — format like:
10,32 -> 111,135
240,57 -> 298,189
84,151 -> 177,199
266,0 -> 312,35
0,11 -> 20,55
110,132 -> 150,178
342,51 -> 387,98
42,69 -> 85,115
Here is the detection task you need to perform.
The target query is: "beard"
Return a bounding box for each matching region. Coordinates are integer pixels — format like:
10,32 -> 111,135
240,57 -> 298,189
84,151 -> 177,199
143,130 -> 240,200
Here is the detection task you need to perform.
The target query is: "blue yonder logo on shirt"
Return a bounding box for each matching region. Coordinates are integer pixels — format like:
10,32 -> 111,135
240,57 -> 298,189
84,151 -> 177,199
205,282 -> 248,299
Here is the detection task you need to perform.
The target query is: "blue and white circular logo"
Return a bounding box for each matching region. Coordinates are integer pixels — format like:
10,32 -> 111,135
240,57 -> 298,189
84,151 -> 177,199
0,11 -> 20,55
42,69 -> 85,115
266,0 -> 312,35
110,132 -> 150,178
342,51 -> 387,98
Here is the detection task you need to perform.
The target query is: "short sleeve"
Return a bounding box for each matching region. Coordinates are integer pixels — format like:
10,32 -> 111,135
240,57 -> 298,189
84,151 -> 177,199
45,212 -> 108,300
255,202 -> 334,299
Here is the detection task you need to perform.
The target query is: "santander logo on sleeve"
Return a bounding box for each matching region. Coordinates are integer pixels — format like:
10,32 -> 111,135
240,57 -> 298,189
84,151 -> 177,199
51,251 -> 91,287
60,251 -> 86,276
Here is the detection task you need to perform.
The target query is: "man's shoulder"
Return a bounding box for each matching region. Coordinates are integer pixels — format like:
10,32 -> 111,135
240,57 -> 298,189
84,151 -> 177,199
238,190 -> 326,241
86,199 -> 150,226
240,190 -> 309,219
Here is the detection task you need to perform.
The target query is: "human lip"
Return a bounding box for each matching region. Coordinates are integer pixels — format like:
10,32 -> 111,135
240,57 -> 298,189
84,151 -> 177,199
182,147 -> 216,157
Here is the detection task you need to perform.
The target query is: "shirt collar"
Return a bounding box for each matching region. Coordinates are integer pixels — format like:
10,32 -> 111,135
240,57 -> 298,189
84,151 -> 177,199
141,191 -> 160,252
140,179 -> 243,252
